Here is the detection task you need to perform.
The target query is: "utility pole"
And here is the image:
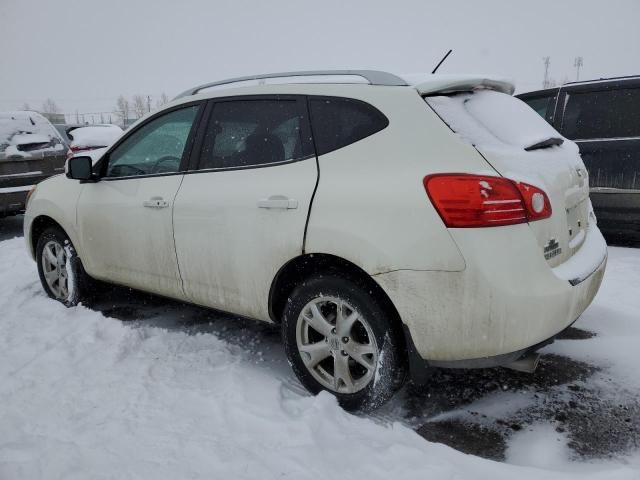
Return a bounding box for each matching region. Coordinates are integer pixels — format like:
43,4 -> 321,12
574,56 -> 583,81
543,56 -> 551,88
75,110 -> 79,123
147,95 -> 151,113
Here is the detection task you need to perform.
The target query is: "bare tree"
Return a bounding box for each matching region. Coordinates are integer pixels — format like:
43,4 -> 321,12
41,98 -> 59,114
115,95 -> 130,125
21,103 -> 31,111
132,94 -> 146,119
155,92 -> 170,109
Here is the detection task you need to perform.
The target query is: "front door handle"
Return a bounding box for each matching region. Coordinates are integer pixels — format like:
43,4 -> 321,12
143,197 -> 169,209
257,195 -> 298,210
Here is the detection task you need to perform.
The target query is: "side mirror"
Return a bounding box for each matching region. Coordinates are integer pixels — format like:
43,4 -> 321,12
66,156 -> 94,181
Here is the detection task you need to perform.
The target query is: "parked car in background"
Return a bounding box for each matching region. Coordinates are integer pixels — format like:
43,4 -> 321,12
65,124 -> 123,159
0,111 -> 67,218
25,71 -> 607,411
53,123 -> 84,146
517,75 -> 640,237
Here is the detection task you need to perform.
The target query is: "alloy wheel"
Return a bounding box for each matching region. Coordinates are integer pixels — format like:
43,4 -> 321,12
296,296 -> 378,394
41,240 -> 70,301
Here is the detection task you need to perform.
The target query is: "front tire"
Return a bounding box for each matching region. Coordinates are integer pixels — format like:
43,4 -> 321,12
282,275 -> 406,412
36,227 -> 88,307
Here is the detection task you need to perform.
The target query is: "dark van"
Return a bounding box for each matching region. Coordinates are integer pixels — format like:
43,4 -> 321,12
518,76 -> 640,237
0,111 -> 67,218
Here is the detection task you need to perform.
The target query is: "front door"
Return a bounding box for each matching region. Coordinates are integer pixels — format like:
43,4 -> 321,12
77,104 -> 201,298
173,97 -> 317,320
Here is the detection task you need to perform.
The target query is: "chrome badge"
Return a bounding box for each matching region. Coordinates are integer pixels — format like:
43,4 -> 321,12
544,238 -> 562,260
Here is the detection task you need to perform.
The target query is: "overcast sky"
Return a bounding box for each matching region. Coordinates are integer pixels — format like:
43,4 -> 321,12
1,0 -> 639,120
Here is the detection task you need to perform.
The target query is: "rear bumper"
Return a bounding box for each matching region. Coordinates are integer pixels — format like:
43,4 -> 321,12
373,222 -> 607,364
590,190 -> 640,235
0,188 -> 29,216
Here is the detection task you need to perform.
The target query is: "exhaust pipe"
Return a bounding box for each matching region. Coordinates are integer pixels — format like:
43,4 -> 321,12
504,352 -> 540,373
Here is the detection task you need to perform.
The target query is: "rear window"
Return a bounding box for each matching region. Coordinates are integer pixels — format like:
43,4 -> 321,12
0,112 -> 65,160
561,88 -> 640,140
426,90 -> 565,151
308,97 -> 388,155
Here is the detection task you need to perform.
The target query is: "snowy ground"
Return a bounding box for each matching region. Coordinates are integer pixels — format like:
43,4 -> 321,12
1,215 -> 639,479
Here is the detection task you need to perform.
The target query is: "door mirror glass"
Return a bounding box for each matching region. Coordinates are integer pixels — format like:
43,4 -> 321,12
66,156 -> 93,180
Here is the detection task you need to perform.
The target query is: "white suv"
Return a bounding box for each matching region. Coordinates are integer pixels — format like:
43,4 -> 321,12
24,71 -> 607,411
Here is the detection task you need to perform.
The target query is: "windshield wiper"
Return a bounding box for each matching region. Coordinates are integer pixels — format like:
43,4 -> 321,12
524,137 -> 564,151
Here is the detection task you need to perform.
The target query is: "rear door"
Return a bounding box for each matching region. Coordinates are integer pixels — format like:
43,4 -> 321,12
557,82 -> 640,233
426,89 -> 590,267
173,96 -> 317,321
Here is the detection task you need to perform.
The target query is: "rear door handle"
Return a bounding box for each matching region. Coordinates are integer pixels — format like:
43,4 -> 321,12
143,197 -> 169,209
257,195 -> 298,210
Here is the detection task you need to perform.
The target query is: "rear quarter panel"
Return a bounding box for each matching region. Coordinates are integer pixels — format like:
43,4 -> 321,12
305,87 -> 495,274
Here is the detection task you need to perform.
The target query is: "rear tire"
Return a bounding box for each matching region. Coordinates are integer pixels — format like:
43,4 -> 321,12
36,227 -> 89,307
282,275 -> 406,412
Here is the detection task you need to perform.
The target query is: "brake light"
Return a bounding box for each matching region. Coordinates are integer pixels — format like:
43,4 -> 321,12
67,145 -> 93,160
423,174 -> 552,228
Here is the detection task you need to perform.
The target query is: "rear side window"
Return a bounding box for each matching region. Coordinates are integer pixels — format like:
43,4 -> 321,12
308,97 -> 388,155
199,99 -> 309,169
561,88 -> 640,140
520,94 -> 556,124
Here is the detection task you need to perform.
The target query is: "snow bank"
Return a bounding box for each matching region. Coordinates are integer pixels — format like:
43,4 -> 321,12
506,424 -> 572,470
0,236 -> 638,479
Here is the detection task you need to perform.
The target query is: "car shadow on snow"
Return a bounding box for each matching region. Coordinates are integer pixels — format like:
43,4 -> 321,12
84,282 -> 640,464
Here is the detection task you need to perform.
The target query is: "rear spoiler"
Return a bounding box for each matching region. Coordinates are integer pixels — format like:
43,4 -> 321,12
413,76 -> 515,96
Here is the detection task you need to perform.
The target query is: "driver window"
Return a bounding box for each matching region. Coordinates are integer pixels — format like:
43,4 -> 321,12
106,105 -> 199,178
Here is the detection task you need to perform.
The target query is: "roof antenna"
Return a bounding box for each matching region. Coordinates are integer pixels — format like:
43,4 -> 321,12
431,49 -> 453,74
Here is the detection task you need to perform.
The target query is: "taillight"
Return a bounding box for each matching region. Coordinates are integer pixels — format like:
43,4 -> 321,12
67,145 -> 92,160
423,174 -> 552,228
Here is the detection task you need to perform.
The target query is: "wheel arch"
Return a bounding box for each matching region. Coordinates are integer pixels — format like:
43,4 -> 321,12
29,215 -> 67,258
269,253 -> 405,339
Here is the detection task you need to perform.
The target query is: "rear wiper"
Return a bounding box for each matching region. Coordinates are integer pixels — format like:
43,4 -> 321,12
524,137 -> 564,151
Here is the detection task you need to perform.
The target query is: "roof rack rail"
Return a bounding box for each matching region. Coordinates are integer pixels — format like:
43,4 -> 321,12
174,70 -> 408,99
564,74 -> 640,86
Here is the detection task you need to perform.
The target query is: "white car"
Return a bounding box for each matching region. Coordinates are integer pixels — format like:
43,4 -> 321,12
24,70 -> 607,411
66,124 -> 123,159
